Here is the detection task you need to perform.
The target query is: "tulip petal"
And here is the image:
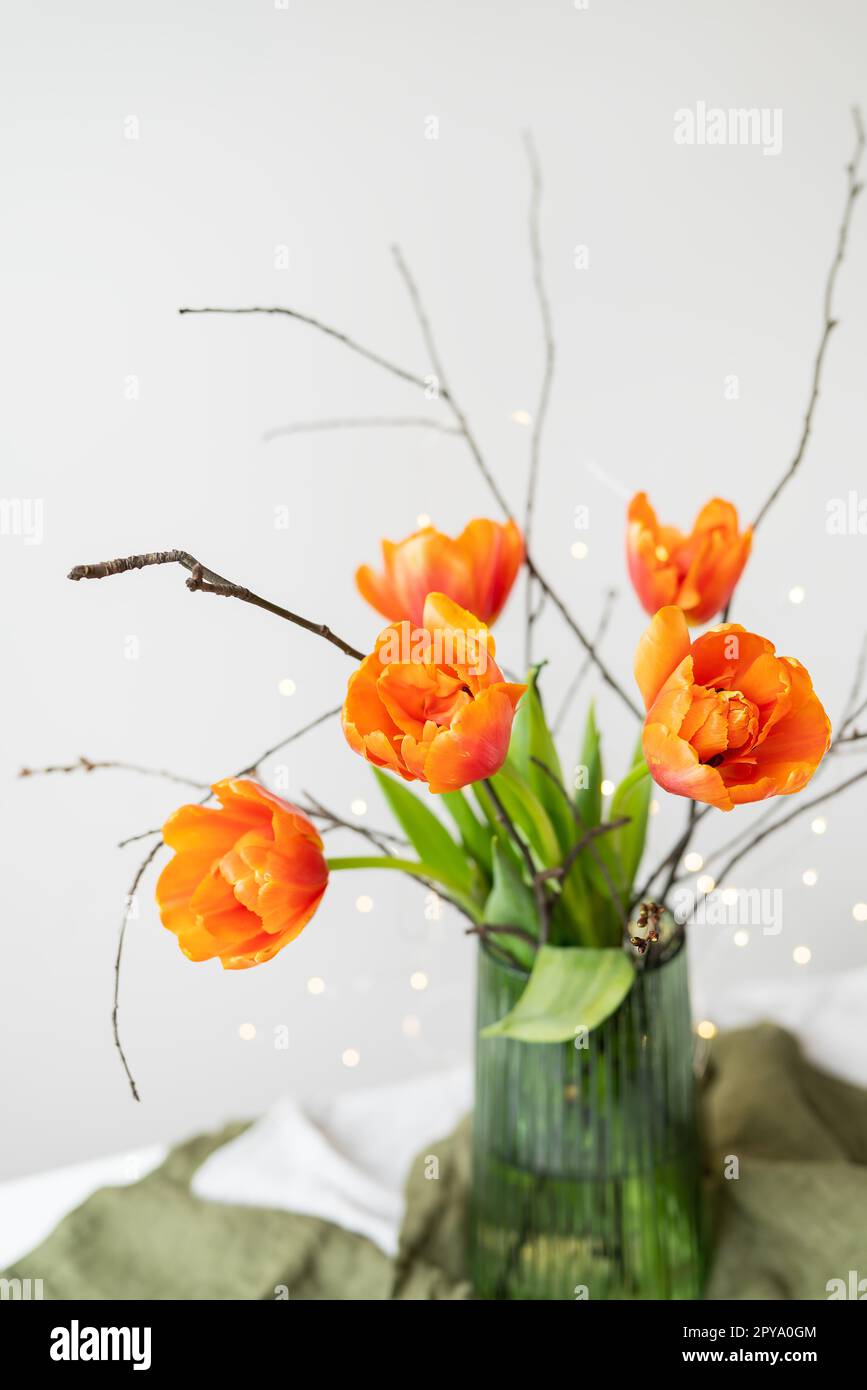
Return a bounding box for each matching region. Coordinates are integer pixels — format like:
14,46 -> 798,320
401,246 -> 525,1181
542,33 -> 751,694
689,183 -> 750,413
423,682 -> 526,793
634,606 -> 692,711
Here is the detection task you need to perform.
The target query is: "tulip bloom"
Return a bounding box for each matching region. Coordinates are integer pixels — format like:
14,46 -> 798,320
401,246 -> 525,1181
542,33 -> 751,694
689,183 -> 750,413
343,592 -> 526,793
627,492 -> 752,624
156,779 -> 328,969
635,606 -> 830,811
356,518 -> 524,628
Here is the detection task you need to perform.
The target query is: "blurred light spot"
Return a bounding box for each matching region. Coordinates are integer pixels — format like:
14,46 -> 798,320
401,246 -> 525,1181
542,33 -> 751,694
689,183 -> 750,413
356,895 -> 374,913
788,585 -> 806,605
307,976 -> 325,995
402,1014 -> 422,1038
511,409 -> 532,426
649,799 -> 660,816
278,678 -> 296,697
696,1020 -> 717,1040
721,887 -> 739,907
239,1022 -> 256,1041
600,779 -> 615,796
853,902 -> 867,922
811,817 -> 827,835
342,1048 -> 360,1067
684,852 -> 703,872
733,929 -> 750,947
416,513 -> 431,528
802,869 -> 818,887
410,971 -> 429,991
793,946 -> 811,965
655,545 -> 670,563
350,798 -> 367,817
570,541 -> 589,560
697,874 -> 715,894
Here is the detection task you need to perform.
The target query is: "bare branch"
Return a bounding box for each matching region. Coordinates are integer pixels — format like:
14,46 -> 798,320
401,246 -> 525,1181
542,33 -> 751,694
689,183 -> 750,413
710,765 -> 867,886
522,131 -> 556,668
179,305 -> 430,394
552,589 -> 618,734
19,756 -> 207,790
263,416 -> 460,443
483,777 -> 552,942
750,108 -> 864,536
389,243 -> 642,719
631,802 -> 712,909
69,550 -> 365,662
721,109 -> 866,624
114,838 -> 165,1101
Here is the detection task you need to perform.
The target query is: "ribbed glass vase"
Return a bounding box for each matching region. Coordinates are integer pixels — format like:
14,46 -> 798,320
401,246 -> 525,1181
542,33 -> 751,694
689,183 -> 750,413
469,941 -> 706,1300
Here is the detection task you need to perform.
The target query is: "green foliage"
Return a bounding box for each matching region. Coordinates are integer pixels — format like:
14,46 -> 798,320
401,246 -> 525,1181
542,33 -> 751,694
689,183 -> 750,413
481,838 -> 539,970
372,769 -> 476,900
480,944 -> 635,1042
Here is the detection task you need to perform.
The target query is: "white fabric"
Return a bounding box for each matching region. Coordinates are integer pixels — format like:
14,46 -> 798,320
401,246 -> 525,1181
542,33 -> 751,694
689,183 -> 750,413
704,964 -> 867,1089
191,1066 -> 472,1255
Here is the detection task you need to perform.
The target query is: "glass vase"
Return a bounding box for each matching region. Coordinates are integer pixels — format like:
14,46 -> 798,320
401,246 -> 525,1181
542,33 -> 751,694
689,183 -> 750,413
469,941 -> 706,1300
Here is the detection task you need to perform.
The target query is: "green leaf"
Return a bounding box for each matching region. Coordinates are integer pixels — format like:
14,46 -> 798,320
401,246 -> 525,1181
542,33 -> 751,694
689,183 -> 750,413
480,944 -> 635,1042
609,757 -> 651,897
508,668 -> 574,854
440,790 -> 493,878
481,838 -> 538,970
372,768 -> 474,897
574,701 -> 602,830
490,762 -> 561,868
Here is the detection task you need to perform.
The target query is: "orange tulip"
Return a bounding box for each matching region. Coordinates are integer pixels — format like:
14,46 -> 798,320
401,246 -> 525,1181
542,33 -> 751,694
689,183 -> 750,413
635,606 -> 830,811
356,518 -> 524,628
627,492 -> 752,624
156,779 -> 328,969
343,592 -> 526,793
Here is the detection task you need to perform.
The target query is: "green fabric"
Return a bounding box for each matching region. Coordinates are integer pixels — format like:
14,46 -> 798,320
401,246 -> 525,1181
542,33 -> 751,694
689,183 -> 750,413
6,1025 -> 867,1300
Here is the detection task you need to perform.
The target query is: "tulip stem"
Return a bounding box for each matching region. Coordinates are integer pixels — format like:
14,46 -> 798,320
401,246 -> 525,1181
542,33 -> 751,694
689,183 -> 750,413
325,855 -> 482,922
68,550 -> 367,662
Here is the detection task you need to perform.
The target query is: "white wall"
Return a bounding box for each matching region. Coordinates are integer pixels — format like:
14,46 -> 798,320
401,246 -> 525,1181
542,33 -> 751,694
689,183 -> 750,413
3,0 -> 867,1178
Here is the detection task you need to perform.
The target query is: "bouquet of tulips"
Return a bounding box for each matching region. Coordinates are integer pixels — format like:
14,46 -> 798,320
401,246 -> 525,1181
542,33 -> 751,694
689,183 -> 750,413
65,490 -> 836,1076
42,117 -> 865,1095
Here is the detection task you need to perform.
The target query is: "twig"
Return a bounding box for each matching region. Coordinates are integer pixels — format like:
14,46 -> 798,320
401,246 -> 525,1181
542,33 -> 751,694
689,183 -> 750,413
552,589 -> 618,734
389,245 -> 642,719
18,756 -> 207,789
483,777 -> 552,942
299,791 -> 407,854
710,765 -> 867,885
723,107 -> 865,621
631,802 -> 712,909
536,816 -> 630,882
522,131 -> 556,669
179,305 -> 430,393
182,262 -> 641,716
263,415 -> 461,442
656,801 -> 699,906
68,550 -> 365,662
115,705 -> 343,849
114,838 -> 165,1101
529,755 -> 631,925
751,108 -> 864,534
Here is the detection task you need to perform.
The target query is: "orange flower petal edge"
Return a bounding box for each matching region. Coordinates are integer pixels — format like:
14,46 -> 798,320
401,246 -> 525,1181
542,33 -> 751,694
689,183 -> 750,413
356,518 -> 524,627
627,491 -> 752,625
634,606 -> 831,812
342,591 -> 527,793
156,779 -> 328,969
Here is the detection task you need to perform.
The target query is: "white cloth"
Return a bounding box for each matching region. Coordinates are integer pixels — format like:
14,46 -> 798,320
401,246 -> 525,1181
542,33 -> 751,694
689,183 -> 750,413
191,1066 -> 472,1255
